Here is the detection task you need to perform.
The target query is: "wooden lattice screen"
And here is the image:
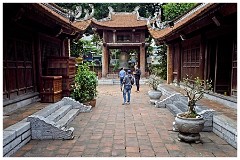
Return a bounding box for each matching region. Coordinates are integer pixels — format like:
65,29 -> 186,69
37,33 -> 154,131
182,45 -> 200,79
3,38 -> 35,100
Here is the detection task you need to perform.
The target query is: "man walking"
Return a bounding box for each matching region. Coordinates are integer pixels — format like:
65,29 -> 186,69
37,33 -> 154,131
122,70 -> 134,105
134,66 -> 141,92
119,67 -> 126,91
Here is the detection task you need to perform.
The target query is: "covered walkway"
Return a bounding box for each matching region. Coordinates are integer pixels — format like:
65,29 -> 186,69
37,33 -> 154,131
8,84 -> 237,157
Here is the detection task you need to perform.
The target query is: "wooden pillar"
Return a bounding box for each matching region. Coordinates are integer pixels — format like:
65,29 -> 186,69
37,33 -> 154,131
113,30 -> 116,43
62,38 -> 69,57
200,35 -> 206,80
167,44 -> 173,84
67,38 -> 71,57
102,44 -> 108,78
140,44 -> 145,77
36,35 -> 43,92
176,43 -> 181,82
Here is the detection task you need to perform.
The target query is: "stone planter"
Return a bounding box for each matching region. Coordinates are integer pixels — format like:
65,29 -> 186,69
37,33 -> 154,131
175,112 -> 205,143
148,90 -> 162,104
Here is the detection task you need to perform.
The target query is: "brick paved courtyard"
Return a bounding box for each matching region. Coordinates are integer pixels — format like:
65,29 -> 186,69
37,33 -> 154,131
11,85 -> 237,157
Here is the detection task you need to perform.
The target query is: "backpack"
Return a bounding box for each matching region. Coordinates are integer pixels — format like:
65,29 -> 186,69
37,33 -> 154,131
123,75 -> 134,86
129,75 -> 134,85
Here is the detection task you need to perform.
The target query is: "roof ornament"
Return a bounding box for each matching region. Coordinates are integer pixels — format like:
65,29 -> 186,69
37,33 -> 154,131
67,10 -> 75,23
147,16 -> 152,28
83,9 -> 90,20
149,9 -> 171,30
133,6 -> 140,13
108,6 -> 114,19
95,6 -> 114,22
108,6 -> 114,13
75,6 -> 82,19
133,6 -> 140,19
66,4 -> 94,22
89,4 -> 94,19
133,6 -> 149,21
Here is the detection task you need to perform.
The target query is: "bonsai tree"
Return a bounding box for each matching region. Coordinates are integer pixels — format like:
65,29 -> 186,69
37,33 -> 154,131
182,75 -> 212,118
72,62 -> 98,103
146,74 -> 163,90
146,67 -> 163,90
146,72 -> 163,104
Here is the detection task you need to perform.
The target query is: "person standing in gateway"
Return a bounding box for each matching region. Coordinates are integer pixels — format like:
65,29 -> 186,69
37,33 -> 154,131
119,67 -> 126,91
134,66 -> 141,92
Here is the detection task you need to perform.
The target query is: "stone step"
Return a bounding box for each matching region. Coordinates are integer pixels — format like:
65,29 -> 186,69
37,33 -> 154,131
172,101 -> 188,112
33,100 -> 65,118
113,80 -> 120,84
180,97 -> 188,105
46,105 -> 72,122
172,100 -> 212,115
56,109 -> 80,128
166,104 -> 182,116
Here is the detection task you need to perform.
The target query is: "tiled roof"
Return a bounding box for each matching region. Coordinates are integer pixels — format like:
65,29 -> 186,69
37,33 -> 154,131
92,12 -> 147,28
35,3 -> 90,32
149,3 -> 215,40
74,20 -> 91,31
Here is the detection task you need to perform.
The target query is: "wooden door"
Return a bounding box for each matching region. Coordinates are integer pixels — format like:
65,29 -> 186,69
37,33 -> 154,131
3,38 -> 35,100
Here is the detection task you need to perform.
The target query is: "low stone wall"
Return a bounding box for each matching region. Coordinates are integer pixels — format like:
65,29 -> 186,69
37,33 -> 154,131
3,93 -> 40,116
213,114 -> 237,149
98,78 -> 148,85
3,119 -> 31,157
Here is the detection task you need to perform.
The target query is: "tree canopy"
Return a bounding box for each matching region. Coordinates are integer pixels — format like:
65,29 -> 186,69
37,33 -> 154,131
162,3 -> 197,21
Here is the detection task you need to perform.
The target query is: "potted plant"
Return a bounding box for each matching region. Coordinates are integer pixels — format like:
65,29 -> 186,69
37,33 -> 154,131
175,75 -> 212,142
146,74 -> 163,104
71,62 -> 98,107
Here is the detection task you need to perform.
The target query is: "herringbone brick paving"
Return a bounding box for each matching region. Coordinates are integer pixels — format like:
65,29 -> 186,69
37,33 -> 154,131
10,84 -> 237,157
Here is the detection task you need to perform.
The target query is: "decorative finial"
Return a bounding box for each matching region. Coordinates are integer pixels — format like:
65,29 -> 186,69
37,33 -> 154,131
83,9 -> 89,20
75,6 -> 82,19
89,4 -> 94,18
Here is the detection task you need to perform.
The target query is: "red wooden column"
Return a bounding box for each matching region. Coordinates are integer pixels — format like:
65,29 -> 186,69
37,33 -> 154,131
102,44 -> 108,78
167,44 -> 173,84
199,35 -> 206,80
63,38 -> 70,57
176,43 -> 181,82
139,44 -> 145,77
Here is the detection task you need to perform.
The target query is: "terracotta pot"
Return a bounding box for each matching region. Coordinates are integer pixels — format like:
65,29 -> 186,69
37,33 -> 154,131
175,112 -> 205,142
84,99 -> 96,107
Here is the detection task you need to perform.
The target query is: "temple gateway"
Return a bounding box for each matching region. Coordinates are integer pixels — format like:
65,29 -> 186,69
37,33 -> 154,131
91,7 -> 152,78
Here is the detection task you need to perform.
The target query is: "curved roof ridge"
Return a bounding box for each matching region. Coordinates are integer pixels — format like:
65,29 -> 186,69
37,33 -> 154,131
38,3 -> 91,32
92,6 -> 148,28
149,3 -> 215,40
175,3 -> 209,24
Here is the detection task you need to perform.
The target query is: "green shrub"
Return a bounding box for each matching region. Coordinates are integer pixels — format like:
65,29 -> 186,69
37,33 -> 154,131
71,62 -> 98,103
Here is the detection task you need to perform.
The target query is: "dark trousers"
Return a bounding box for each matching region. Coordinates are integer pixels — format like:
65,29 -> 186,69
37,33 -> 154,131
135,78 -> 140,91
